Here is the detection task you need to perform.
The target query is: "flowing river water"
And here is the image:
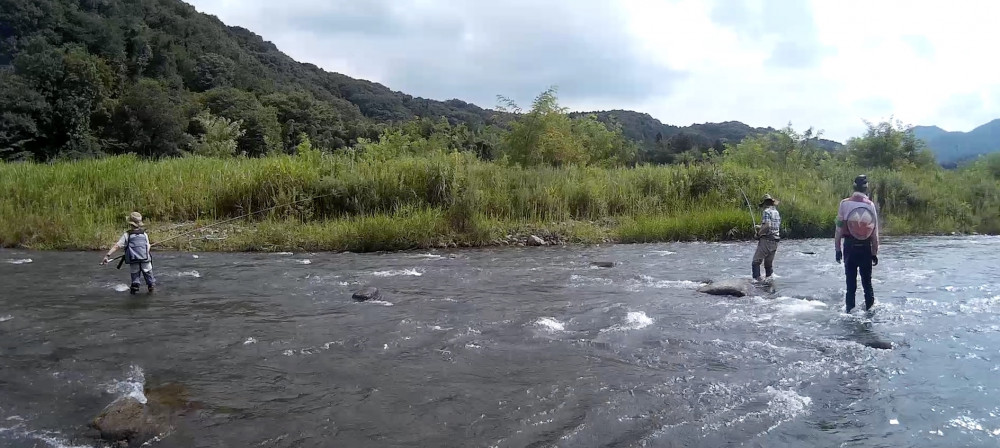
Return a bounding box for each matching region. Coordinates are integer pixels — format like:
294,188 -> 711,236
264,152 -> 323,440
1,236 -> 998,447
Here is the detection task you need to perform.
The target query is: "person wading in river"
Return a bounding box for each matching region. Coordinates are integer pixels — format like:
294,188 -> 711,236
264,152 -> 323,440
101,212 -> 156,294
752,194 -> 781,283
835,175 -> 880,313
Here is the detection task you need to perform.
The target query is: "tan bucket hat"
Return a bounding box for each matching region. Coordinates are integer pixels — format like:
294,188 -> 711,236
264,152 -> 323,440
127,211 -> 143,228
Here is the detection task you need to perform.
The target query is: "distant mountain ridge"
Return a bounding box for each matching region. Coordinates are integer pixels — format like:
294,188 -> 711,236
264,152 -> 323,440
571,110 -> 843,156
914,119 -> 1000,164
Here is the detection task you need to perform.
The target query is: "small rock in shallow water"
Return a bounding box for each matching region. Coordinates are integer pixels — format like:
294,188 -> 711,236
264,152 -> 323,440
90,397 -> 169,446
862,340 -> 893,350
591,261 -> 615,268
697,278 -> 775,297
352,287 -> 381,301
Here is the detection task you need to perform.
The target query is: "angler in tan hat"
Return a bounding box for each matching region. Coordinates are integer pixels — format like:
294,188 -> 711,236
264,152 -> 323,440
101,212 -> 157,294
751,194 -> 781,283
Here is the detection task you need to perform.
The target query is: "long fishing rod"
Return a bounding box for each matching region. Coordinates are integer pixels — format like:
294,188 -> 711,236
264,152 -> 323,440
739,187 -> 758,228
109,193 -> 335,268
738,187 -> 762,242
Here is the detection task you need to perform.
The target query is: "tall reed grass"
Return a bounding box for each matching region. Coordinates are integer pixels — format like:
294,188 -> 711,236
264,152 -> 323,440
1,150 -> 996,251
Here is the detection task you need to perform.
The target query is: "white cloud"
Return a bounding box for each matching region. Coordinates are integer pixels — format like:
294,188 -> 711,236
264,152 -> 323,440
187,0 -> 1000,141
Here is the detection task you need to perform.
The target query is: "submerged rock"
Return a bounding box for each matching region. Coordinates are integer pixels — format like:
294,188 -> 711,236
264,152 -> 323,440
698,278 -> 775,297
90,397 -> 169,447
863,340 -> 894,350
527,235 -> 546,246
352,287 -> 381,301
591,261 -> 615,268
698,278 -> 751,297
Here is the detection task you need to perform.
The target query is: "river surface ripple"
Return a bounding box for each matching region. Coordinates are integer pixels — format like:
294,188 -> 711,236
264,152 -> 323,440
1,236 -> 999,447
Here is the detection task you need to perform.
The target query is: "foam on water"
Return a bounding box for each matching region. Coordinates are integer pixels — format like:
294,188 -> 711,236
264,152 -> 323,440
176,270 -> 201,278
600,311 -> 654,332
274,252 -> 294,255
105,365 -> 147,404
625,311 -> 654,329
570,275 -> 613,286
111,283 -> 130,292
367,300 -> 394,307
6,258 -> 33,264
630,275 -> 705,290
411,253 -> 445,260
773,297 -> 828,315
761,387 -> 813,432
297,259 -> 312,265
0,425 -> 92,448
372,269 -> 423,277
948,416 -> 996,435
766,387 -> 812,416
243,337 -> 257,345
536,317 -> 565,332
0,315 -> 12,322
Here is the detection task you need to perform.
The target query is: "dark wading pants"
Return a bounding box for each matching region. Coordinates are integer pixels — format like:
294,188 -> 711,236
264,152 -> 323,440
751,238 -> 779,279
844,238 -> 874,312
129,262 -> 156,292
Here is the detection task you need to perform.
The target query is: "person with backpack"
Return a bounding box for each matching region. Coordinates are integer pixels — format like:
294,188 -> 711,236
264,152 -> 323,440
751,194 -> 781,283
835,175 -> 880,313
101,212 -> 156,294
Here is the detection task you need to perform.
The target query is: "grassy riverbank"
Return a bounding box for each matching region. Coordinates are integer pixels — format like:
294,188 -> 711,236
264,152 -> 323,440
2,138 -> 998,252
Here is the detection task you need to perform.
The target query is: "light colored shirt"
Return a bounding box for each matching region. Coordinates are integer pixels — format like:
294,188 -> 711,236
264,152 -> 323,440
835,192 -> 880,255
759,206 -> 781,239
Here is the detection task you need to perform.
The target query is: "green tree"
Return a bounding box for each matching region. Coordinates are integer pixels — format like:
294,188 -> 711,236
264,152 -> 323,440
107,78 -> 191,158
0,71 -> 50,160
498,87 -> 632,167
13,40 -> 113,159
848,119 -> 936,169
190,109 -> 243,157
193,53 -> 235,91
201,87 -> 281,156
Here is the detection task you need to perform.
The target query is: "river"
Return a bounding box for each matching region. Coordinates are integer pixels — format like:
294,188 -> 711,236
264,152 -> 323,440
1,236 -> 998,447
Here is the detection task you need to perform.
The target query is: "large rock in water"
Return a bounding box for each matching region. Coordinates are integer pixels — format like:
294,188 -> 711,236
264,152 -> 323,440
90,397 -> 169,446
698,278 -> 774,297
352,287 -> 380,301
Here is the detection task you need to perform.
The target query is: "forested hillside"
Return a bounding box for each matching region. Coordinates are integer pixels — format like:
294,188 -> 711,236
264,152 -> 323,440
0,0 -> 828,162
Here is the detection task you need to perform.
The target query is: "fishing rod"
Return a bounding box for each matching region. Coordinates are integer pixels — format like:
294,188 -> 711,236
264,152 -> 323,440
739,187 -> 758,228
108,193 -> 335,268
738,187 -> 762,242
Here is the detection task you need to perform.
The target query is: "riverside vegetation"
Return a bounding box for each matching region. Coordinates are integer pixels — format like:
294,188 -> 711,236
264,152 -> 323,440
2,89 -> 1000,252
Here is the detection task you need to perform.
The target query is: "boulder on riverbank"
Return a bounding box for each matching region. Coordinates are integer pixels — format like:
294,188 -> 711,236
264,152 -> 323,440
527,235 -> 546,246
698,278 -> 774,297
90,397 -> 169,447
352,287 -> 381,301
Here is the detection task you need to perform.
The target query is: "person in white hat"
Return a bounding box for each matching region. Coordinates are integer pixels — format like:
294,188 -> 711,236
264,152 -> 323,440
101,212 -> 156,294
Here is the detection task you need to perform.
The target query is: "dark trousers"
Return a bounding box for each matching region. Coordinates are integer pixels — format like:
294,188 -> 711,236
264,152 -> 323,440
128,262 -> 156,292
844,239 -> 874,312
751,238 -> 778,279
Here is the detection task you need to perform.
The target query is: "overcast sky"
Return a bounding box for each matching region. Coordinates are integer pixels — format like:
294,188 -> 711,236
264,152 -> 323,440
188,0 -> 1000,142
